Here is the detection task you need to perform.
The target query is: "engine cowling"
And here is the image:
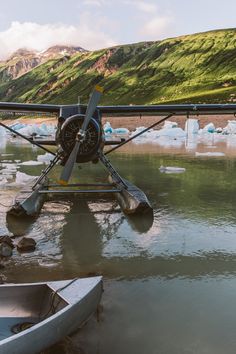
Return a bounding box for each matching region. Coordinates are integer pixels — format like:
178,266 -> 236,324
57,114 -> 104,163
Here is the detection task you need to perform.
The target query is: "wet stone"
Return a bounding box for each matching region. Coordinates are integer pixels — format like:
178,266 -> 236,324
0,235 -> 14,257
0,243 -> 13,257
17,237 -> 36,253
0,235 -> 14,248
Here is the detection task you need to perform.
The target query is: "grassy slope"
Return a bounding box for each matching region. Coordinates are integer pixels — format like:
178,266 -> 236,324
1,28 -> 236,104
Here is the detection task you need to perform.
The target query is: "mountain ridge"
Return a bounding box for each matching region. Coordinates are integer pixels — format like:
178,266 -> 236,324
0,45 -> 87,82
0,29 -> 236,105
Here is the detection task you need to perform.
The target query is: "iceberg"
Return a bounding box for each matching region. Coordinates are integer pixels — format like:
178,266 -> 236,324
185,118 -> 199,134
103,122 -> 114,134
202,123 -> 215,133
223,120 -> 236,134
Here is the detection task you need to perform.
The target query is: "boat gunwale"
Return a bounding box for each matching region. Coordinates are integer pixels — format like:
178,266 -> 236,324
0,276 -> 102,346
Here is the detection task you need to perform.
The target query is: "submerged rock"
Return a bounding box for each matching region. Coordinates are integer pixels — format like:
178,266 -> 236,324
17,237 -> 36,252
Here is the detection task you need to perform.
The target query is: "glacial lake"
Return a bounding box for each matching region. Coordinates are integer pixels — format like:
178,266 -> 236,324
1,136 -> 236,354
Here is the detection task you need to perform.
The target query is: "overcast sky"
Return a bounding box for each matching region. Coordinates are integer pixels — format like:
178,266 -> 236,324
0,0 -> 235,59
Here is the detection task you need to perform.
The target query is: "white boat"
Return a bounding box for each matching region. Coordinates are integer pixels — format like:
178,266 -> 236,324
0,277 -> 103,354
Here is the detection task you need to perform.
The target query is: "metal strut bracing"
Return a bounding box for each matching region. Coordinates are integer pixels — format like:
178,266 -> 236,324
98,151 -> 127,189
32,154 -> 61,189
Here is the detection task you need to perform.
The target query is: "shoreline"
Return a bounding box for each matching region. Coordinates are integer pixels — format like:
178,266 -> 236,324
1,114 -> 234,131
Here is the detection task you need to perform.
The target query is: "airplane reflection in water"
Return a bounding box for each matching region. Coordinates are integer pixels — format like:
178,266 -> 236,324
5,198 -> 236,281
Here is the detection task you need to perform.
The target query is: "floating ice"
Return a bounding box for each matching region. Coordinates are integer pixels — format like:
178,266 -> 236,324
131,125 -> 186,144
203,123 -> 215,133
104,122 -> 113,134
216,127 -> 223,133
9,122 -> 26,130
185,118 -> 199,134
157,127 -> 186,138
0,127 -> 6,137
114,127 -> 129,135
0,177 -> 8,185
37,153 -> 55,164
104,122 -> 129,135
223,120 -> 236,134
15,171 -> 38,184
159,165 -> 186,173
0,163 -> 18,171
19,160 -> 43,166
163,121 -> 178,128
9,122 -> 56,137
195,152 -> 225,157
0,168 -> 16,175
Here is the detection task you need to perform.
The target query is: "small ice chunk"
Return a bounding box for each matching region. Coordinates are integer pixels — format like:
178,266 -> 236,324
202,123 -> 215,133
0,168 -> 16,175
157,127 -> 186,138
0,127 -> 6,137
223,120 -> 236,134
15,171 -> 38,184
216,127 -> 223,133
0,163 -> 18,171
163,121 -> 178,128
104,122 -> 113,134
37,153 -> 55,164
114,127 -> 130,135
159,165 -> 186,173
0,177 -> 8,185
19,160 -> 43,166
195,152 -> 225,157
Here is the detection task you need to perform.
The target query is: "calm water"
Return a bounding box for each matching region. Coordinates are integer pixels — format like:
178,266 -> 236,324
1,137 -> 236,353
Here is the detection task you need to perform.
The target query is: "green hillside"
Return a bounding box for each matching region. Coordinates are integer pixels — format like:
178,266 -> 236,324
1,28 -> 236,105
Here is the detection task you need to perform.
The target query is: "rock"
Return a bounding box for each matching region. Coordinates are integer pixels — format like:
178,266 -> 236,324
0,242 -> 13,257
0,235 -> 14,248
17,237 -> 36,253
0,235 -> 14,257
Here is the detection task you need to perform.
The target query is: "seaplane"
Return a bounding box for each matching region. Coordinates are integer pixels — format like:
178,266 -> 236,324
1,84 -> 236,228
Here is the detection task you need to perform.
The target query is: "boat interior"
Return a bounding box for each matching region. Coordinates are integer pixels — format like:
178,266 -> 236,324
0,284 -> 68,341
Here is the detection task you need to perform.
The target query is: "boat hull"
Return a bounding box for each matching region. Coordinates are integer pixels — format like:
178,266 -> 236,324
0,277 -> 102,354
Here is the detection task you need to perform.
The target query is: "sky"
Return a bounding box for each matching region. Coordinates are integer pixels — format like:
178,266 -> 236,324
0,0 -> 236,59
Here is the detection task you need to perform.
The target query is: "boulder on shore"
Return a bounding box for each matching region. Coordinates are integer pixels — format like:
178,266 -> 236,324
17,237 -> 36,253
0,235 -> 14,257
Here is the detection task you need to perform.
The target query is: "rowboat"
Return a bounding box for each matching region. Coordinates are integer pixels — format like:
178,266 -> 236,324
0,277 -> 103,354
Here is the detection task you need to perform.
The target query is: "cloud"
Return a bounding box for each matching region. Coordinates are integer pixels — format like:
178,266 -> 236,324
123,0 -> 157,13
122,0 -> 173,40
139,16 -> 173,40
82,0 -> 103,6
0,20 -> 117,60
135,1 -> 158,13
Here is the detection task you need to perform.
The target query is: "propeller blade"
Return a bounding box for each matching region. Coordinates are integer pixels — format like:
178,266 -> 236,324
81,85 -> 103,132
58,85 -> 103,185
59,141 -> 81,185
